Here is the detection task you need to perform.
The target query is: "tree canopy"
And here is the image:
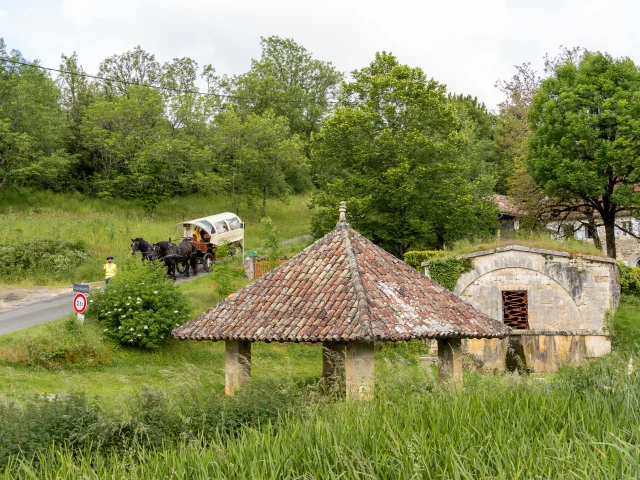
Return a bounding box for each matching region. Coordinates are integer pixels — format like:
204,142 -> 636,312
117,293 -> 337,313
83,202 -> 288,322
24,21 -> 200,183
310,52 -> 496,257
528,51 -> 640,257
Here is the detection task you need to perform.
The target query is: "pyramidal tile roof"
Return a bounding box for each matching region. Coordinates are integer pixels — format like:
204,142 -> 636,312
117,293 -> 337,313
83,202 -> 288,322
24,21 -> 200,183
173,215 -> 510,343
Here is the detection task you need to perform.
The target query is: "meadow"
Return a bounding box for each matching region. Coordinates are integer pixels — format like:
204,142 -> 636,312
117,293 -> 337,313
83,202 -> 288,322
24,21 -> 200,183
0,189 -> 313,286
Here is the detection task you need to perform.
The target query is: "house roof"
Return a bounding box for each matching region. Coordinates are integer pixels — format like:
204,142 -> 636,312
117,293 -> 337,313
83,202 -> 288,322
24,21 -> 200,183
493,194 -> 522,216
172,207 -> 510,343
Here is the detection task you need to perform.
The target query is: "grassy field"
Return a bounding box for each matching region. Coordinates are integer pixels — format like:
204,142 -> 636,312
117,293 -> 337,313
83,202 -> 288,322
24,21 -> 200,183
0,189 -> 313,286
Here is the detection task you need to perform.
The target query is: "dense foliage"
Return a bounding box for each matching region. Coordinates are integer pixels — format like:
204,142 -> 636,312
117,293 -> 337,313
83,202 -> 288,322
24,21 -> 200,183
528,51 -> 640,258
404,250 -> 471,291
618,262 -> 640,297
310,53 -> 497,257
0,239 -> 90,281
87,262 -> 191,348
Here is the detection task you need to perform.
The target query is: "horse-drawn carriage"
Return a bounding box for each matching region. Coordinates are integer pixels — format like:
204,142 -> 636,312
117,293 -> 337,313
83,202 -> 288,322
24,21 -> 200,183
174,212 -> 244,273
130,212 -> 244,280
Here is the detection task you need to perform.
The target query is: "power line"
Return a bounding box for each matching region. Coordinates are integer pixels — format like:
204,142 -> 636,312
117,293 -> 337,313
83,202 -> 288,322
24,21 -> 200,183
0,56 -> 340,107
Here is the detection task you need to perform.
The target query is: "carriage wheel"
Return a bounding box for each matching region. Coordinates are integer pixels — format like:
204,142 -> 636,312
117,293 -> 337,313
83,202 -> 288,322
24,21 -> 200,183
176,262 -> 187,274
202,253 -> 214,273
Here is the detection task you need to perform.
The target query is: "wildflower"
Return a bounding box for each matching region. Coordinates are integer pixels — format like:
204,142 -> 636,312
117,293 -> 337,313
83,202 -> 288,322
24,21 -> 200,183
176,324 -> 180,327
118,326 -> 122,330
174,310 -> 179,314
103,328 -> 108,332
130,328 -> 134,331
136,297 -> 142,301
141,282 -> 145,285
126,303 -> 131,306
128,296 -> 132,300
121,315 -> 126,318
89,299 -> 94,303
154,290 -> 158,294
144,325 -> 148,330
137,333 -> 142,337
106,311 -> 111,315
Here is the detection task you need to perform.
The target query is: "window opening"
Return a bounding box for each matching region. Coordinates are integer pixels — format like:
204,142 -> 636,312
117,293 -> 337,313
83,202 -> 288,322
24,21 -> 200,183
502,291 -> 529,329
584,225 -> 595,239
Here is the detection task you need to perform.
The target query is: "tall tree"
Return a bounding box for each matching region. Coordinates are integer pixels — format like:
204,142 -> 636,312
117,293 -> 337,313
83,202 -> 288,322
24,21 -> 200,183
98,46 -> 162,96
311,52 -> 496,257
528,51 -> 640,258
231,36 -> 343,139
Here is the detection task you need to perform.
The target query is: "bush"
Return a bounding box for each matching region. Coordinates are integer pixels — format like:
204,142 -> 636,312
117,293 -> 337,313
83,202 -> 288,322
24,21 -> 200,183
0,240 -> 91,281
403,250 -> 448,269
87,262 -> 191,349
618,261 -> 640,297
404,250 -> 471,291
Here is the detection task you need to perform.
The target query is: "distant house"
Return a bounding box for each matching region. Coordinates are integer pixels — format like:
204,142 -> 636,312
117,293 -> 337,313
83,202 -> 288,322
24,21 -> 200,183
492,195 -> 640,266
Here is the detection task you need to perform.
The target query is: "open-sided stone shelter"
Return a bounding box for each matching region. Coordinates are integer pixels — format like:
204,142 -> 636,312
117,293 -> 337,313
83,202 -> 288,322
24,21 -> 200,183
173,203 -> 510,399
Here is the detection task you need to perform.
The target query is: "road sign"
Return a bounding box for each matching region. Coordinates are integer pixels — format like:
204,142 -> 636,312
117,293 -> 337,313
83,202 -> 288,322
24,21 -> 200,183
73,283 -> 90,294
73,293 -> 87,314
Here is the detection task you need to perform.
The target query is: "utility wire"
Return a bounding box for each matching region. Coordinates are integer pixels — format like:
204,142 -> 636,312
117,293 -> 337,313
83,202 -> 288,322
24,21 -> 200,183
0,56 -> 340,107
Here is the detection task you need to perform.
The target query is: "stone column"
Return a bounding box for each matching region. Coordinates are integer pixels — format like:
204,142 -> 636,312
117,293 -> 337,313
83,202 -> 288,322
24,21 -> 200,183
345,341 -> 374,401
322,342 -> 346,394
243,256 -> 256,280
437,338 -> 463,386
225,340 -> 251,395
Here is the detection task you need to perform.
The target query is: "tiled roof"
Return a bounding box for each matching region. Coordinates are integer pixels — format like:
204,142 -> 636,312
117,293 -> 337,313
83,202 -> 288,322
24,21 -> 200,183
493,194 -> 522,216
173,221 -> 510,343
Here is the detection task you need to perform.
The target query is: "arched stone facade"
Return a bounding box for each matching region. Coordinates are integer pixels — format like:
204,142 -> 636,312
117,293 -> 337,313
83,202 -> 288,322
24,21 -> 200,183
444,246 -> 619,372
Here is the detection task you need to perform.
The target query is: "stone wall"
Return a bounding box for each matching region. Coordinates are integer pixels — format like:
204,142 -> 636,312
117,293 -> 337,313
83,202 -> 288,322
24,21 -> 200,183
450,246 -> 619,372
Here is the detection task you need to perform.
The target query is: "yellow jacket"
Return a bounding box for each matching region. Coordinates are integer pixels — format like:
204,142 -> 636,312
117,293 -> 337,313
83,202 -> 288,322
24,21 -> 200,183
103,263 -> 117,279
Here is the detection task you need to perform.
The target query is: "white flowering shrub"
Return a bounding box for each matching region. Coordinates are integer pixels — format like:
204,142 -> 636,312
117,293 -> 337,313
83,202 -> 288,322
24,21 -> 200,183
87,261 -> 191,349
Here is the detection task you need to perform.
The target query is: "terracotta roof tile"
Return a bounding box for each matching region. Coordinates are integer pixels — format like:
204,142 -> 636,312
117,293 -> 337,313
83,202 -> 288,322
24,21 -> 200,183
173,220 -> 510,342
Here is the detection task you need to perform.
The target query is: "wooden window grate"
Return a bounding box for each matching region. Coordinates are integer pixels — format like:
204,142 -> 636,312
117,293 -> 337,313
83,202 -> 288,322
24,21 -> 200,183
502,291 -> 529,329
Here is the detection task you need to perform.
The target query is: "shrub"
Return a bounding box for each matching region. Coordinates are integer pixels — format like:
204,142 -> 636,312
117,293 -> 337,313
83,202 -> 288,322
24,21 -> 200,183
404,250 -> 471,291
0,240 -> 91,281
403,250 -> 448,269
87,261 -> 191,349
618,261 -> 640,297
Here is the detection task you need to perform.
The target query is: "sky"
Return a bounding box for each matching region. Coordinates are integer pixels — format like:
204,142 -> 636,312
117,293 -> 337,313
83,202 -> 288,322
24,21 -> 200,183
1,0 -> 639,110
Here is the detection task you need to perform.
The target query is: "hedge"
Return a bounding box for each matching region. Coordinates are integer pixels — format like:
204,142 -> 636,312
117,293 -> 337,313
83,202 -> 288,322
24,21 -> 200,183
404,250 -> 471,291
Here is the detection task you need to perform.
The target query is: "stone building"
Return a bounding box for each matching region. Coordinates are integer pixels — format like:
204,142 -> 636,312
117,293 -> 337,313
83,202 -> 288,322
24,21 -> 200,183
427,245 -> 618,372
174,203 -> 510,399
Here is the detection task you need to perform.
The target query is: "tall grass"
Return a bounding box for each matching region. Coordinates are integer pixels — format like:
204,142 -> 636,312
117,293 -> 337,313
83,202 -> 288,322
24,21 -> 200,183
451,229 -> 605,257
2,354 -> 640,478
0,190 -> 313,285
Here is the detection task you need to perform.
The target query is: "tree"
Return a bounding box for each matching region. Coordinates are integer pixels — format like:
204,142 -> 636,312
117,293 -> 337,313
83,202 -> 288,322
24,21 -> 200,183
98,46 -> 162,96
310,52 -> 496,258
528,51 -> 640,258
0,39 -> 71,191
230,36 -> 343,139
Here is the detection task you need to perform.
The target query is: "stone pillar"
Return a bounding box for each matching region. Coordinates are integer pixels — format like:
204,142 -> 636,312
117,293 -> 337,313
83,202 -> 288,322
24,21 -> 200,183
225,340 -> 251,395
437,338 -> 463,386
345,341 -> 374,401
322,342 -> 346,394
243,256 -> 256,280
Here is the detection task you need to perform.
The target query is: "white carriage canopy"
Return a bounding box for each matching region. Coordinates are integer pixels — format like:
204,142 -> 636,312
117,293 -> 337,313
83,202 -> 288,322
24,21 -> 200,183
176,213 -> 243,236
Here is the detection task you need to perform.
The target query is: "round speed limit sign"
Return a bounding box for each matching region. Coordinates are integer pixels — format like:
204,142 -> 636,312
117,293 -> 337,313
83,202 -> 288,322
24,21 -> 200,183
73,293 -> 87,314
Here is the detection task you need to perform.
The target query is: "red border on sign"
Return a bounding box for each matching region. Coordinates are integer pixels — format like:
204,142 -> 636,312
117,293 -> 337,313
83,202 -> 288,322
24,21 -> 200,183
73,293 -> 87,314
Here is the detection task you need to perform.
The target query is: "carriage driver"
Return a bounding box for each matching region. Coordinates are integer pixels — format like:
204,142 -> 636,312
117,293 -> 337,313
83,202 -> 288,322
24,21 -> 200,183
102,256 -> 117,284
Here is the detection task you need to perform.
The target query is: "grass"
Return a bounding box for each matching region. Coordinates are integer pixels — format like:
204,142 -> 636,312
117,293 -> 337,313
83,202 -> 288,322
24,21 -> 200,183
0,189 -> 313,286
450,230 -> 605,257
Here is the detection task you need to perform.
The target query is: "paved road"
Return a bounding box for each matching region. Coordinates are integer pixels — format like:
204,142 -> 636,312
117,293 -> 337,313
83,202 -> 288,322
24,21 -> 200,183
0,272 -> 210,336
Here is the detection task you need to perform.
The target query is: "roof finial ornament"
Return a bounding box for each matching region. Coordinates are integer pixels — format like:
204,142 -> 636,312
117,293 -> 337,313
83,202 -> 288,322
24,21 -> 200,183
338,201 -> 347,225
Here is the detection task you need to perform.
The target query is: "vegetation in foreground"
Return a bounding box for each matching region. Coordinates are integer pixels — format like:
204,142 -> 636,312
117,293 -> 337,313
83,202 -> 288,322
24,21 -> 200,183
0,286 -> 638,477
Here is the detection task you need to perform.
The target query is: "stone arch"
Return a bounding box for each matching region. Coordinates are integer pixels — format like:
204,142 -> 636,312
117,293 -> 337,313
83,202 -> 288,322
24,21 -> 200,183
455,253 -> 585,331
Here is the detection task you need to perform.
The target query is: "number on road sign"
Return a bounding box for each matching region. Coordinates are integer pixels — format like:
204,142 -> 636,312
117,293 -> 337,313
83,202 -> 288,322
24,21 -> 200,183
73,293 -> 87,314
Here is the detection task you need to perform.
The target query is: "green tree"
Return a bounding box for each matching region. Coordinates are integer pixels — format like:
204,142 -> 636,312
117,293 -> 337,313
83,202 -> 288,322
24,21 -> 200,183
98,46 -> 162,96
0,39 -> 71,191
528,51 -> 640,258
230,36 -> 343,139
311,52 -> 496,257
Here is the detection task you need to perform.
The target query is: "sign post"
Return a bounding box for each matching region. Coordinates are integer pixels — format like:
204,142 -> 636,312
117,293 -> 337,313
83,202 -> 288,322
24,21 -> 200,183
73,293 -> 87,324
73,283 -> 90,294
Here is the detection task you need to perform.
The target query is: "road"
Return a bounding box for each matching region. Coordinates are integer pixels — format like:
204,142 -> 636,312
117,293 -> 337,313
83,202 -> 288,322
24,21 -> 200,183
0,272 -> 210,336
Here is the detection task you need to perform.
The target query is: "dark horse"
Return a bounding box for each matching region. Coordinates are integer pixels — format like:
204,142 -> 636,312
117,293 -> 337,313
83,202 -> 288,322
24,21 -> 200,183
156,240 -> 197,281
130,238 -> 160,261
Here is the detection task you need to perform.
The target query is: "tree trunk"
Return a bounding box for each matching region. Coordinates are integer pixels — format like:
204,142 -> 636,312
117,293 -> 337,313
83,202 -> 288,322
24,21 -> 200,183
584,210 -> 602,251
602,214 -> 617,258
262,182 -> 267,218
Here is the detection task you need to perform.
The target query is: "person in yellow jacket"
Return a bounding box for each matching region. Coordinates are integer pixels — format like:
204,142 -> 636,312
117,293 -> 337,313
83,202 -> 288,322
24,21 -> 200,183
102,256 -> 117,284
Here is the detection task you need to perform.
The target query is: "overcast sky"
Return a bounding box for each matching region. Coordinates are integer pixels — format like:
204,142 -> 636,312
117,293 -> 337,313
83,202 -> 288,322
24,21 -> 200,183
1,0 -> 639,109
